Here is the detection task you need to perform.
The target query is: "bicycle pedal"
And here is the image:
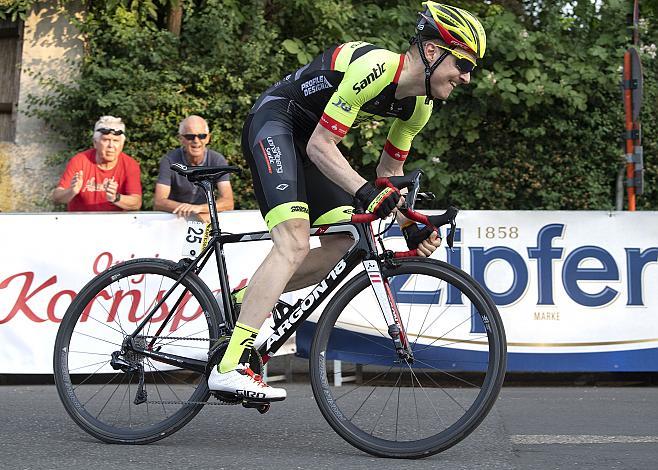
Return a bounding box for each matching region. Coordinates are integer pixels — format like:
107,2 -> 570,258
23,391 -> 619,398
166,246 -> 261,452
241,400 -> 271,414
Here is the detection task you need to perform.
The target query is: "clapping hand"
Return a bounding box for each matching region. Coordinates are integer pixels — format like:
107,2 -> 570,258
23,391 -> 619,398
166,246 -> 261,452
105,178 -> 118,202
70,170 -> 84,195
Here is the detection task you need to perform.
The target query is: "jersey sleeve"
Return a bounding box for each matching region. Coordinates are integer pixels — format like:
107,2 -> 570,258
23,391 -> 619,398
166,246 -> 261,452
157,154 -> 173,186
320,47 -> 404,138
383,97 -> 433,162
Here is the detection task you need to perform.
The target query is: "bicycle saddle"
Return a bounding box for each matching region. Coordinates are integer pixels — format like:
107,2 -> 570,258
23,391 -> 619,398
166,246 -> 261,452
171,163 -> 241,182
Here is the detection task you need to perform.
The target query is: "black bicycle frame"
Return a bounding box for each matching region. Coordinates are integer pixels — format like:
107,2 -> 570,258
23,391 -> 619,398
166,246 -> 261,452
220,222 -> 378,362
124,178 -> 385,373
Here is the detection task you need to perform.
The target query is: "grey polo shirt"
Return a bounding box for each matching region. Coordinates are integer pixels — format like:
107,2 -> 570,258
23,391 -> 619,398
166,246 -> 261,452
157,148 -> 230,204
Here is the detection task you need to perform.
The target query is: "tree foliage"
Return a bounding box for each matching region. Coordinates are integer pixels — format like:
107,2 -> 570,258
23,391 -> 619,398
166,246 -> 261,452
24,0 -> 658,211
0,0 -> 38,21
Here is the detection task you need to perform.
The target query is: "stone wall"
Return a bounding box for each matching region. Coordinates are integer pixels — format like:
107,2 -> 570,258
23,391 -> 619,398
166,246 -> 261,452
0,143 -> 12,210
0,1 -> 82,212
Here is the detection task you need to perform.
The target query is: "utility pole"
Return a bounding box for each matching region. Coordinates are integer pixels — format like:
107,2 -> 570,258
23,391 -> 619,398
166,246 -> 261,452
621,0 -> 643,211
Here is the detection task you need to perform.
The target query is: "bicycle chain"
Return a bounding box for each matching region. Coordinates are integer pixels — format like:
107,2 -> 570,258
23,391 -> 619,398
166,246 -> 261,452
146,399 -> 239,406
139,335 -> 219,342
138,335 -> 236,406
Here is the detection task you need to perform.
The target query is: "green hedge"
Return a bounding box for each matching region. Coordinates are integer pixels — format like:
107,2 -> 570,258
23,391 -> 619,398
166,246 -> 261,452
24,0 -> 658,210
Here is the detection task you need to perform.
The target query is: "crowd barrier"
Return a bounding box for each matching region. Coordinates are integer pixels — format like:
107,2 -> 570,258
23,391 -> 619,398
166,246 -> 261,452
1,210 -> 657,374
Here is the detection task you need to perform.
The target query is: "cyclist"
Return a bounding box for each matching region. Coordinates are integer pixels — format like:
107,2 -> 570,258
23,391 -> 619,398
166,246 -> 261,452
208,2 -> 487,400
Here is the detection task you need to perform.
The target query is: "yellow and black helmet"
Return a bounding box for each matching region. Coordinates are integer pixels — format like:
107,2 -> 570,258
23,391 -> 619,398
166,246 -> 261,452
416,2 -> 487,59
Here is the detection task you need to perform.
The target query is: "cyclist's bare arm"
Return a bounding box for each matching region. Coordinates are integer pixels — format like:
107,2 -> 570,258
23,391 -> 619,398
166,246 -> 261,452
375,148 -> 416,225
377,148 -> 405,178
376,145 -> 441,254
306,124 -> 367,195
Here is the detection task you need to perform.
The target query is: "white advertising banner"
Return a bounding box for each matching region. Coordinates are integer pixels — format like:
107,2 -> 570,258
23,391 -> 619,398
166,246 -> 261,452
1,210 -> 657,373
372,210 -> 658,372
0,211 -> 282,374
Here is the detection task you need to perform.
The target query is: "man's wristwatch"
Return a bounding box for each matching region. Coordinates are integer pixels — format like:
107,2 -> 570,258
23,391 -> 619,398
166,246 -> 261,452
113,193 -> 121,203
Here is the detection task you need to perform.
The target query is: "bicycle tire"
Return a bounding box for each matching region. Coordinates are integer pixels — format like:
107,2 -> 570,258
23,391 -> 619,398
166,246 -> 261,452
309,258 -> 506,458
53,258 -> 221,444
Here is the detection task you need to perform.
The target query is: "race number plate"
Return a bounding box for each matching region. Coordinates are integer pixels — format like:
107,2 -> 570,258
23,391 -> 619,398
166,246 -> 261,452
182,220 -> 211,258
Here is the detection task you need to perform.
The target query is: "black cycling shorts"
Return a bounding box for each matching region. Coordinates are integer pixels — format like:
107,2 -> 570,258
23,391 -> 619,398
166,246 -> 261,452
241,100 -> 353,231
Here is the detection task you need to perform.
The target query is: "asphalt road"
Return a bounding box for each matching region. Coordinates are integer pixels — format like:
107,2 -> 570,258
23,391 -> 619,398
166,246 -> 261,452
1,384 -> 657,470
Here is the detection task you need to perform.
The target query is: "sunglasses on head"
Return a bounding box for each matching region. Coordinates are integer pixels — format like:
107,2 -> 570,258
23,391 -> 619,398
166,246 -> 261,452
435,44 -> 477,74
97,127 -> 124,136
182,133 -> 208,141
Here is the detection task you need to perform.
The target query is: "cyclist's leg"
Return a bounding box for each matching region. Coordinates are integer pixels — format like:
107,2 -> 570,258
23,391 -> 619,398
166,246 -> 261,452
284,234 -> 353,291
235,110 -> 312,327
239,218 -> 311,328
209,109 -> 307,398
284,161 -> 355,292
209,221 -> 309,399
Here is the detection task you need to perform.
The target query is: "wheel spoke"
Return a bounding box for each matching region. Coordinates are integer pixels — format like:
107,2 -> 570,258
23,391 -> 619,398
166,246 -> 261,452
406,365 -> 448,428
412,356 -> 485,389
96,373 -> 128,420
338,365 -> 395,410
68,359 -> 112,373
418,368 -> 469,412
80,309 -> 127,337
342,304 -> 389,340
78,370 -> 121,404
72,359 -> 114,390
414,315 -> 476,352
369,369 -> 402,436
107,281 -> 127,336
71,330 -> 122,348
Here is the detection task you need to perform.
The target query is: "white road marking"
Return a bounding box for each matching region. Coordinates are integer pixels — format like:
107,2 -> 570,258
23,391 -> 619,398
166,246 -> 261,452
511,435 -> 658,445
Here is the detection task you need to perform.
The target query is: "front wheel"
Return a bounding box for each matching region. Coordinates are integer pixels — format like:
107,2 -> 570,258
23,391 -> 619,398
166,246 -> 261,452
53,258 -> 221,444
309,258 -> 506,458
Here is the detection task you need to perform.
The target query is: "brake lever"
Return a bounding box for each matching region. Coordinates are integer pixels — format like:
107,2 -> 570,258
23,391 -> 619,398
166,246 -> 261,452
446,219 -> 456,251
444,206 -> 459,252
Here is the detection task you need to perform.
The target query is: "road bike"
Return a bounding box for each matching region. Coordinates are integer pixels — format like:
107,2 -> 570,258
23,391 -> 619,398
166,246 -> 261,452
53,164 -> 507,458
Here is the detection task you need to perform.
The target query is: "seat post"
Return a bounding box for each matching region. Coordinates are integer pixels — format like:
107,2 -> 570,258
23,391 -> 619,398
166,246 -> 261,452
196,177 -> 234,326
198,179 -> 220,235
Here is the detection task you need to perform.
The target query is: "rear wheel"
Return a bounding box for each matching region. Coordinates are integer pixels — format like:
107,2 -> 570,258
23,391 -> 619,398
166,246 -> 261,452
53,258 -> 221,444
309,258 -> 506,458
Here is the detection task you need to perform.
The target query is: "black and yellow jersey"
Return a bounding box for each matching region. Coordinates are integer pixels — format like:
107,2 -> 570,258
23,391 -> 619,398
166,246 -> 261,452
250,41 -> 432,162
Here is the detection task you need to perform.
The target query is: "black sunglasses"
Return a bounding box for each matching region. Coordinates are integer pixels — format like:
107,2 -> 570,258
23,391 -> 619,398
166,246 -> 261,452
435,44 -> 477,74
97,127 -> 125,136
455,57 -> 476,74
182,133 -> 208,141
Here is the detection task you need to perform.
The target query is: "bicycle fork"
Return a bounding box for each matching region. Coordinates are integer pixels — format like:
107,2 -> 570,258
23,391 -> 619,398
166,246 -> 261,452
363,259 -> 414,363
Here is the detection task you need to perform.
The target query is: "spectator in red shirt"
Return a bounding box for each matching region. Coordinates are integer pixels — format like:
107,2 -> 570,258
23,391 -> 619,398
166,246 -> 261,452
52,116 -> 142,211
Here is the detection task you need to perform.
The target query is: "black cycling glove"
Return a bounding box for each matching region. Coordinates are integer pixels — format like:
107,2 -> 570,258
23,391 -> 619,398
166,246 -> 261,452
354,181 -> 400,219
402,222 -> 436,250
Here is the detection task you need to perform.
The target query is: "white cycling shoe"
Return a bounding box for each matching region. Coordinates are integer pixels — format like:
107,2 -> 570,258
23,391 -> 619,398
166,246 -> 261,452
207,365 -> 287,401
